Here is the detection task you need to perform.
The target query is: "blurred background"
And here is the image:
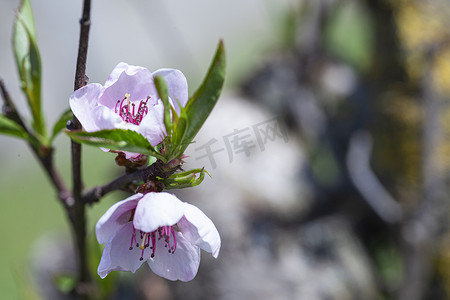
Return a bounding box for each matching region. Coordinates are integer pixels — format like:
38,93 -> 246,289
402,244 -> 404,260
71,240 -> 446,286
1,0 -> 450,299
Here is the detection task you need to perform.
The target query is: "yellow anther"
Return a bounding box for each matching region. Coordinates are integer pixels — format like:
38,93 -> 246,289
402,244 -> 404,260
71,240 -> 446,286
125,93 -> 131,107
139,233 -> 148,250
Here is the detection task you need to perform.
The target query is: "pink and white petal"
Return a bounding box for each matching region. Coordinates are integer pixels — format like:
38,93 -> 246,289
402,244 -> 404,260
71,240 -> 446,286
178,203 -> 221,258
95,194 -> 142,244
138,101 -> 166,146
69,83 -> 103,132
100,67 -> 158,108
133,193 -> 185,233
98,223 -> 151,278
123,151 -> 143,160
103,62 -> 128,87
153,68 -> 188,114
104,62 -> 150,88
91,105 -> 125,131
101,149 -> 140,161
147,231 -> 200,281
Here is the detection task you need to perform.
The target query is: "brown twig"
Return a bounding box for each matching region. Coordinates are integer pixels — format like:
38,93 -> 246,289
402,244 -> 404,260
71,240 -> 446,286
82,160 -> 167,204
82,169 -> 145,204
69,0 -> 92,296
0,79 -> 71,206
1,79 -> 26,128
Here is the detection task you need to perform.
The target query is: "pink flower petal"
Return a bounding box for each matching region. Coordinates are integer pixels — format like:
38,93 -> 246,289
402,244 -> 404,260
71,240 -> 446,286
138,100 -> 167,146
69,83 -> 104,132
123,151 -> 143,160
178,203 -> 221,258
95,194 -> 142,244
153,68 -> 188,114
70,63 -> 189,159
91,105 -> 125,131
104,62 -> 148,88
133,193 -> 185,233
147,230 -> 200,281
100,64 -> 158,108
98,223 -> 151,278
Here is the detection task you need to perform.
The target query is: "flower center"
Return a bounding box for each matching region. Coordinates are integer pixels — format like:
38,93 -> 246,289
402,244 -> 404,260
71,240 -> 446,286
115,93 -> 150,125
129,225 -> 178,261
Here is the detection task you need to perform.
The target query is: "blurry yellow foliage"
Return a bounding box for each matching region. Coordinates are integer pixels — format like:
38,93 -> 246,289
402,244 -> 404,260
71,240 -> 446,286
433,50 -> 450,96
440,108 -> 450,172
383,93 -> 421,124
394,1 -> 450,295
392,0 -> 450,176
394,0 -> 450,94
437,234 -> 450,297
395,0 -> 447,50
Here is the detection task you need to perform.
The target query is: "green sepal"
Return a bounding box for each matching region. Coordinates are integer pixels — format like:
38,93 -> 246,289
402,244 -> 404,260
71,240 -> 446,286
167,98 -> 189,160
66,129 -> 166,162
154,75 -> 173,137
13,0 -> 45,137
161,168 -> 207,189
181,40 -> 226,153
154,76 -> 192,161
50,108 -> 73,142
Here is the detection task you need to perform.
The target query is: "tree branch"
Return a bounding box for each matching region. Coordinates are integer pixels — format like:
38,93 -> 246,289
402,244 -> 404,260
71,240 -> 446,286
1,79 -> 27,129
74,0 -> 91,92
82,160 -> 166,204
69,0 -> 92,296
1,79 -> 72,207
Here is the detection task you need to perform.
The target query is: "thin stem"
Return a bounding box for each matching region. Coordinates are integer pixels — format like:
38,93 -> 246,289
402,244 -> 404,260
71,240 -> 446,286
39,151 -> 73,206
1,79 -> 27,128
83,171 -> 143,204
69,0 -> 92,296
74,0 -> 91,91
82,161 -> 165,204
0,80 -> 71,206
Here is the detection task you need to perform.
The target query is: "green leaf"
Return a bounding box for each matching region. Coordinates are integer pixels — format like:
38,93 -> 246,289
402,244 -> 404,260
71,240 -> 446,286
169,102 -> 189,159
181,40 -> 226,153
66,129 -> 166,162
154,75 -> 173,136
0,115 -> 30,140
13,0 -> 45,137
50,108 -> 73,142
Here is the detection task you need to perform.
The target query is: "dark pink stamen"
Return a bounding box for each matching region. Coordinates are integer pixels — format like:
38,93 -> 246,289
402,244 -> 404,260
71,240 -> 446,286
171,227 -> 177,253
151,232 -> 156,258
145,233 -> 151,248
115,95 -> 150,125
129,224 -> 178,260
140,248 -> 145,261
129,227 -> 136,250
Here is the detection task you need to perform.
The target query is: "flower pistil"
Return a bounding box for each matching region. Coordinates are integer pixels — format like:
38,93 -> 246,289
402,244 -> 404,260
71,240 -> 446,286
115,93 -> 150,125
129,224 -> 178,261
